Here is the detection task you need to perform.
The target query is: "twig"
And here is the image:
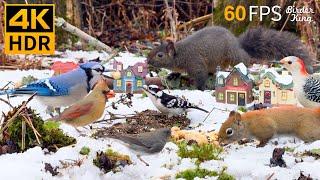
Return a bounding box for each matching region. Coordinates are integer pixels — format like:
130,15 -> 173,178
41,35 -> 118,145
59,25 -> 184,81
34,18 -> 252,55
21,121 -> 26,151
22,113 -> 41,144
0,81 -> 14,90
0,97 -> 14,109
202,106 -> 230,123
266,172 -> 275,180
177,14 -> 212,30
94,113 -> 164,124
137,154 -> 149,166
0,93 -> 36,134
280,2 -> 296,32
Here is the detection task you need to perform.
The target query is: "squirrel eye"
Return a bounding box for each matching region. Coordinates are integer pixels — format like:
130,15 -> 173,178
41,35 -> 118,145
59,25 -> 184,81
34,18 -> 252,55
226,128 -> 233,137
288,61 -> 292,64
157,52 -> 164,58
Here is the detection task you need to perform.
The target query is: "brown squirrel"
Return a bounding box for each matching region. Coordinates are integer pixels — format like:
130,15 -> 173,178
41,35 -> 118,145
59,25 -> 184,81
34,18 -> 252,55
218,106 -> 320,147
147,26 -> 313,90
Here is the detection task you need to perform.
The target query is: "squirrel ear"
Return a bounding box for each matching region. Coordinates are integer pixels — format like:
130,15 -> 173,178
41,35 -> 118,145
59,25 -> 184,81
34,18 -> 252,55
166,40 -> 176,56
235,113 -> 242,126
229,111 -> 236,117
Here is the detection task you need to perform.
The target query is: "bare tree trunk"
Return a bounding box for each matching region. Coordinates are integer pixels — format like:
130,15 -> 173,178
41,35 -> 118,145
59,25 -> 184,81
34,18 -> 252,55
164,0 -> 178,42
66,0 -> 81,28
0,0 -> 4,45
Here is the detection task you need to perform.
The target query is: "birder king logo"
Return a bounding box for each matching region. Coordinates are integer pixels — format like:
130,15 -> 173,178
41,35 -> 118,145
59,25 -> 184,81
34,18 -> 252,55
4,4 -> 55,55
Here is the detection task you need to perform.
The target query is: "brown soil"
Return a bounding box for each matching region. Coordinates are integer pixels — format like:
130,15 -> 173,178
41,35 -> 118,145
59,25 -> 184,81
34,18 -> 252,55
93,110 -> 191,138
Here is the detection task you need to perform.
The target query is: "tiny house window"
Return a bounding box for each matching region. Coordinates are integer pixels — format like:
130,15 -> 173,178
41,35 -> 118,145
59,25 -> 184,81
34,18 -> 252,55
137,80 -> 143,87
116,80 -> 122,87
218,78 -> 224,85
117,64 -> 122,71
233,78 -> 238,86
230,94 -> 235,102
138,66 -> 143,73
281,91 -> 287,100
127,71 -> 132,77
264,80 -> 270,87
218,93 -> 224,100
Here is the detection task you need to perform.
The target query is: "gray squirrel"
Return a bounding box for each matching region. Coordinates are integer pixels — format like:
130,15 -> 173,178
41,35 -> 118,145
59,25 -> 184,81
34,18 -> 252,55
147,26 -> 313,90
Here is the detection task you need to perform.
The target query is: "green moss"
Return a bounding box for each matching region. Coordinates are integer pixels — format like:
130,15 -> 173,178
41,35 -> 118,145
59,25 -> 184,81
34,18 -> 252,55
7,109 -> 45,150
176,168 -> 218,180
218,169 -> 236,180
176,167 -> 235,180
4,107 -> 75,152
80,146 -> 91,155
43,121 -> 60,131
310,148 -> 320,155
41,128 -> 76,152
93,149 -> 132,173
177,141 -> 223,164
284,147 -> 295,153
237,106 -> 247,112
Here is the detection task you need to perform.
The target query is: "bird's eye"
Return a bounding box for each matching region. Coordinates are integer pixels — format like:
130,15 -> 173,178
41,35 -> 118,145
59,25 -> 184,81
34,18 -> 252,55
226,128 -> 233,137
288,61 -> 292,64
157,52 -> 164,58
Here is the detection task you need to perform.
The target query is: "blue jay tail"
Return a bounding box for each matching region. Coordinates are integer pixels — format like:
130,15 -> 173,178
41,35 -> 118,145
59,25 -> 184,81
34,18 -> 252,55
0,89 -> 15,96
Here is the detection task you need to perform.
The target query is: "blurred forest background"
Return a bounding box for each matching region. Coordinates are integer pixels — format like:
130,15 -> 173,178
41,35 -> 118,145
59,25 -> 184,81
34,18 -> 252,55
0,0 -> 319,61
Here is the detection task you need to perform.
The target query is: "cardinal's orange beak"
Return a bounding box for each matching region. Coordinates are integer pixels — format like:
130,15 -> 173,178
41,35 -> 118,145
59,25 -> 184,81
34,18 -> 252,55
279,58 -> 286,64
105,90 -> 115,99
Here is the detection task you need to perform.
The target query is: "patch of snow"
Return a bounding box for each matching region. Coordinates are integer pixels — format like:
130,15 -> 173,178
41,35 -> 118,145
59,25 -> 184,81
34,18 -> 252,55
216,71 -> 230,78
0,52 -> 320,179
113,52 -> 146,69
235,63 -> 248,75
262,68 -> 293,85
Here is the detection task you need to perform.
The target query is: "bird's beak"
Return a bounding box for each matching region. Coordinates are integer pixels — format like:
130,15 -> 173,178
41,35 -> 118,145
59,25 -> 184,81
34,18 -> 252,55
103,74 -> 114,80
104,69 -> 116,72
279,59 -> 286,64
142,85 -> 149,92
104,90 -> 115,99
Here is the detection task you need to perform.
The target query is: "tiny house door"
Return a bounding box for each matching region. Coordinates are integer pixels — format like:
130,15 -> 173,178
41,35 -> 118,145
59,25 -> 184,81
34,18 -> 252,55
264,91 -> 271,104
238,93 -> 245,106
125,81 -> 133,93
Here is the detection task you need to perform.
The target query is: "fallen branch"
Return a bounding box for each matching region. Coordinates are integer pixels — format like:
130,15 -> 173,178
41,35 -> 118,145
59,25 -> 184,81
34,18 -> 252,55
177,14 -> 212,30
55,17 -> 114,54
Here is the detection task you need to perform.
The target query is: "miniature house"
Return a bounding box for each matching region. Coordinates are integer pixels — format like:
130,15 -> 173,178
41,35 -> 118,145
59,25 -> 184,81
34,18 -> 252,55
112,53 -> 148,93
258,69 -> 297,105
215,63 -> 253,106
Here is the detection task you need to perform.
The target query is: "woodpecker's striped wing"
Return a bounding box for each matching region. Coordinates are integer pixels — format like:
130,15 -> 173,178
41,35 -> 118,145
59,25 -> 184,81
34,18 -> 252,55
160,93 -> 190,108
303,76 -> 320,103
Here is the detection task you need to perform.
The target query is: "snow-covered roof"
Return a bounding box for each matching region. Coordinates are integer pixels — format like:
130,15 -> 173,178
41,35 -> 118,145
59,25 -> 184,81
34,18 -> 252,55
113,52 -> 146,69
235,63 -> 248,75
216,71 -> 230,78
261,68 -> 292,85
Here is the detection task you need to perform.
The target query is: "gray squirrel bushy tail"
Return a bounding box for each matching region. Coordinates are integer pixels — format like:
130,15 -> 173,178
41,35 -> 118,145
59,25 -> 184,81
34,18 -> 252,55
238,27 -> 314,72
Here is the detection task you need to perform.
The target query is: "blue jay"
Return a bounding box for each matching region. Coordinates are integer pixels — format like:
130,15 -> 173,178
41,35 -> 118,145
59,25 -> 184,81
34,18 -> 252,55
0,61 -> 110,114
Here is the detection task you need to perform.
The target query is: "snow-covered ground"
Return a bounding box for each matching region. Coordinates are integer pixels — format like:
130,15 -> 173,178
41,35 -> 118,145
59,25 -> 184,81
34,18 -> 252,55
0,51 -> 319,180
